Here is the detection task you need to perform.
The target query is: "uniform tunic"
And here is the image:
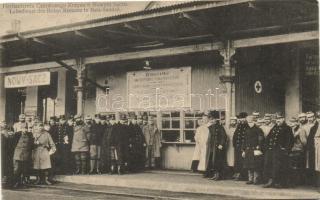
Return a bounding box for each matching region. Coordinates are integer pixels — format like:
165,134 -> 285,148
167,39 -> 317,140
33,131 -> 56,170
71,124 -> 90,152
127,123 -> 145,171
306,121 -> 319,170
142,124 -> 161,158
242,125 -> 264,170
109,123 -> 129,165
101,124 -> 112,171
263,123 -> 294,184
232,123 -> 248,173
13,131 -> 34,161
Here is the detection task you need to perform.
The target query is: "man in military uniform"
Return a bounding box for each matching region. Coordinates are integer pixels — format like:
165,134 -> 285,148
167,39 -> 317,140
89,114 -> 104,174
252,111 -> 260,122
71,115 -> 90,175
305,112 -> 319,186
12,124 -> 34,188
205,110 -> 227,181
1,120 -> 15,188
263,114 -> 294,188
109,114 -> 128,175
232,112 -> 248,180
127,114 -> 145,172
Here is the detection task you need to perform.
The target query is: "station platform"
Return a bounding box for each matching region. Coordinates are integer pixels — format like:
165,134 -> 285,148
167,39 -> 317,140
55,170 -> 320,199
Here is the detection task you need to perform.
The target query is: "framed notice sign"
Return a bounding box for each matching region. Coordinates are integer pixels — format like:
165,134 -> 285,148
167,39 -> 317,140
5,71 -> 51,88
127,67 -> 191,111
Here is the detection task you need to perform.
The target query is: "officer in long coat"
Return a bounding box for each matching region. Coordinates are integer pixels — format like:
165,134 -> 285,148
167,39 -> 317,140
232,112 -> 248,180
89,114 -> 104,174
109,115 -> 129,174
100,115 -> 113,173
12,124 -> 34,188
242,115 -> 264,185
71,115 -> 90,175
127,115 -> 145,172
32,122 -> 56,185
263,114 -> 294,188
142,116 -> 161,169
305,112 -> 319,186
1,120 -> 15,187
204,110 -> 227,180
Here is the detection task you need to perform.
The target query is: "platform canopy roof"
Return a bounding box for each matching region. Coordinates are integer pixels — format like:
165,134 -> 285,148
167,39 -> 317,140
0,0 -> 318,69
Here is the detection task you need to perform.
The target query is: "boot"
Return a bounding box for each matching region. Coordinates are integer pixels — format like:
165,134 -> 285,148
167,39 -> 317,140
74,158 -> 81,175
96,160 -> 101,174
43,170 -> 52,185
89,160 -> 96,174
34,170 -> 41,185
117,165 -> 122,175
109,165 -> 115,175
81,159 -> 87,175
263,179 -> 274,188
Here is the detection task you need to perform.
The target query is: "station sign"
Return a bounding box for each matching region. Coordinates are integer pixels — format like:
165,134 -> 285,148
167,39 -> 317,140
5,71 -> 51,88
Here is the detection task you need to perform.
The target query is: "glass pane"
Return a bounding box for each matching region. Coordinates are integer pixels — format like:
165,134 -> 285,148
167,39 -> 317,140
162,112 -> 170,118
184,119 -> 194,129
185,130 -> 195,143
195,112 -> 203,118
161,130 -> 180,142
162,120 -> 170,129
185,112 -> 194,117
172,120 -> 180,128
171,111 -> 180,117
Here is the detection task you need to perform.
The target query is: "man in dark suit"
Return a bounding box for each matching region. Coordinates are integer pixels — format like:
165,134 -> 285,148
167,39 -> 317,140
205,110 -> 227,181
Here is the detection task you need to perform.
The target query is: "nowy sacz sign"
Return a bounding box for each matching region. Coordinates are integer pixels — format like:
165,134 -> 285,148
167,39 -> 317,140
5,71 -> 51,88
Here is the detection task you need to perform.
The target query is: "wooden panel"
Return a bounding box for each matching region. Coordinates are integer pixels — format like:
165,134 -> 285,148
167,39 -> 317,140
161,145 -> 195,170
235,46 -> 285,116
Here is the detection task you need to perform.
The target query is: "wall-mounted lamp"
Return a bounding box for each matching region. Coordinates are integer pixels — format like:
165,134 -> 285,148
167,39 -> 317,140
143,60 -> 151,70
104,79 -> 110,94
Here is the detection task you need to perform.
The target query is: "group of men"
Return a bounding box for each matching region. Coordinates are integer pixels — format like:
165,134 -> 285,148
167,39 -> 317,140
192,110 -> 320,188
1,112 -> 162,188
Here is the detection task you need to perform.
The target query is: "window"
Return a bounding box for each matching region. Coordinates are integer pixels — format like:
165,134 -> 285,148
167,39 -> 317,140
160,111 -> 181,143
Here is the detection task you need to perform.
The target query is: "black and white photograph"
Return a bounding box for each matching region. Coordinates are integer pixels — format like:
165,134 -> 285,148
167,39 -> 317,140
0,0 -> 319,199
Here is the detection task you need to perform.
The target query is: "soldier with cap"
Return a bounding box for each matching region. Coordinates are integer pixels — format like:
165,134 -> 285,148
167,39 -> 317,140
225,117 -> 237,173
242,115 -> 264,185
127,114 -> 146,172
203,110 -> 227,180
305,111 -> 319,186
11,122 -> 34,188
232,112 -> 248,180
100,115 -> 113,173
89,114 -> 104,174
142,115 -> 161,169
287,117 -> 307,187
109,114 -> 129,174
298,113 -> 308,133
263,114 -> 294,188
71,115 -> 90,175
32,121 -> 56,185
1,120 -> 15,187
252,111 -> 260,122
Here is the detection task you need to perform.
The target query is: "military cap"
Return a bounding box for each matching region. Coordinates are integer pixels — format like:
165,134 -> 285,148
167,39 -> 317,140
94,114 -> 101,118
59,115 -> 66,120
137,115 -> 143,120
85,115 -> 92,120
289,117 -> 298,123
74,115 -> 81,120
237,112 -> 248,119
316,111 -> 320,118
257,118 -> 265,123
19,114 -> 26,119
49,116 -> 56,120
264,115 -> 271,120
120,114 -> 127,120
306,112 -> 314,118
276,114 -> 284,119
298,113 -> 307,118
230,116 -> 237,121
252,111 -> 260,116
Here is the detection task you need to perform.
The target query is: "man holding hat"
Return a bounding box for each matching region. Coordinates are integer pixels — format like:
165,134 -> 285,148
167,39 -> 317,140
263,114 -> 294,188
203,110 -> 227,180
232,112 -> 248,180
